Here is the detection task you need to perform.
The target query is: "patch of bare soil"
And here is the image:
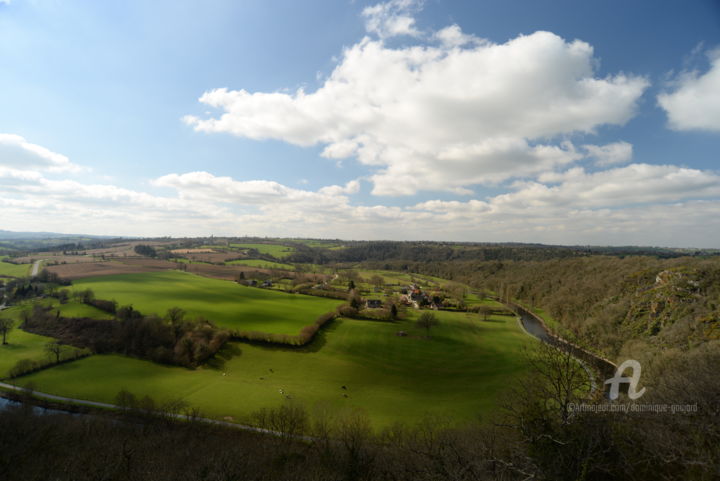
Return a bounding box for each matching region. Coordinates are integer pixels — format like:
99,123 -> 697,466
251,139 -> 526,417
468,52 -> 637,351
47,261 -> 173,280
185,263 -> 268,281
170,248 -> 216,254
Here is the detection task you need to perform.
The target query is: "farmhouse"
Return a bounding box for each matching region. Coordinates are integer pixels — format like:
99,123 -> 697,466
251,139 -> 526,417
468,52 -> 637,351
366,299 -> 382,309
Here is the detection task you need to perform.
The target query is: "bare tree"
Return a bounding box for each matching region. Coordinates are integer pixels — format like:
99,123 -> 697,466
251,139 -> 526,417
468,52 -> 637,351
45,340 -> 64,364
416,312 -> 439,338
165,307 -> 186,342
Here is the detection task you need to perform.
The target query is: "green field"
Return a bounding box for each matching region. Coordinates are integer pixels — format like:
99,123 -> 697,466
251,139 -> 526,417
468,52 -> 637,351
0,256 -> 30,277
0,329 -> 56,378
226,259 -> 295,271
73,271 -> 341,335
19,308 -> 533,427
229,243 -> 295,259
0,299 -> 114,323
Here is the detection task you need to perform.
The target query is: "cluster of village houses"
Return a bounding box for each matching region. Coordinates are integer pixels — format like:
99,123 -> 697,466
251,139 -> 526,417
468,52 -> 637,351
245,275 -> 447,311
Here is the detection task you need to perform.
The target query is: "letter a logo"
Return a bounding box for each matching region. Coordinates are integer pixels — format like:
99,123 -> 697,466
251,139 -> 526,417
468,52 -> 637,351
604,359 -> 646,400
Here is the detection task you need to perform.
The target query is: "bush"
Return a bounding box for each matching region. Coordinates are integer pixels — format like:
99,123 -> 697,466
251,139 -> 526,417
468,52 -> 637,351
7,347 -> 91,379
336,305 -> 359,318
232,312 -> 337,347
9,359 -> 40,378
87,298 -> 118,314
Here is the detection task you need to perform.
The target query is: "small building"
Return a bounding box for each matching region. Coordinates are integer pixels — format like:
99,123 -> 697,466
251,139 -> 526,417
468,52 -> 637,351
262,280 -> 273,288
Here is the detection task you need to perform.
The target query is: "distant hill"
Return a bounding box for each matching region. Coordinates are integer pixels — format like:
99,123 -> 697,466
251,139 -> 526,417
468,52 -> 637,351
0,229 -> 116,240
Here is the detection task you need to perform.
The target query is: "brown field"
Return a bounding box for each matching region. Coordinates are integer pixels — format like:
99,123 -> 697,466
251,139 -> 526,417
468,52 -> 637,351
170,248 -> 215,254
20,255 -> 110,265
46,256 -> 274,282
118,258 -> 178,269
15,241 -> 172,263
47,260 -> 175,280
184,262 -> 269,281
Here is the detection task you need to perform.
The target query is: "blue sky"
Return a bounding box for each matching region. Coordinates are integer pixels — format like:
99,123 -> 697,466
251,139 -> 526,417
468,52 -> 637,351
1,0 -> 719,246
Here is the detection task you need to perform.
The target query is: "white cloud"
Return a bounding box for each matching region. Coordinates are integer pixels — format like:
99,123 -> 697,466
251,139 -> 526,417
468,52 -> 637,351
362,0 -> 422,39
153,171 -> 359,208
658,49 -> 720,131
318,180 -> 360,196
434,25 -> 484,48
582,141 -> 633,166
0,134 -> 82,173
2,152 -> 720,245
405,164 -> 720,246
185,30 -> 648,196
498,164 -> 720,210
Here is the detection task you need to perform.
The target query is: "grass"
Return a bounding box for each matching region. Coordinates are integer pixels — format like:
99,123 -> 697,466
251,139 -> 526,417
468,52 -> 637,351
0,329 -> 56,378
226,259 -> 295,271
0,256 -> 30,277
73,271 -> 342,335
0,299 -> 114,322
19,308 -> 533,428
229,243 -> 295,259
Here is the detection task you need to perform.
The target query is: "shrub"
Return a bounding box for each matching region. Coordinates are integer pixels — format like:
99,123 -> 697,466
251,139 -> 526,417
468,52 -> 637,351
337,305 -> 359,318
9,359 -> 40,378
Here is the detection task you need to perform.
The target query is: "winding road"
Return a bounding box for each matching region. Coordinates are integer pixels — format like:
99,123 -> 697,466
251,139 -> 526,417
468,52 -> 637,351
30,260 -> 42,277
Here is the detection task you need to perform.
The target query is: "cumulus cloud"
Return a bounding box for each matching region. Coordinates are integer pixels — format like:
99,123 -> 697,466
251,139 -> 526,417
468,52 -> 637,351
362,0 -> 422,39
318,180 -> 360,196
433,25 -> 485,48
497,164 -> 720,210
153,171 -> 359,208
0,134 -> 82,172
2,153 -> 720,245
185,29 -> 648,196
405,164 -> 720,246
582,141 -> 633,166
658,49 -> 720,131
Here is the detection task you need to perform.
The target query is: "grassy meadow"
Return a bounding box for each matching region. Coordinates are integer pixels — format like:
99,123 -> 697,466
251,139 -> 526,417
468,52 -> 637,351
1,299 -> 114,323
0,256 -> 30,277
0,329 -> 56,378
73,271 -> 342,335
226,259 -> 295,271
17,308 -> 533,427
